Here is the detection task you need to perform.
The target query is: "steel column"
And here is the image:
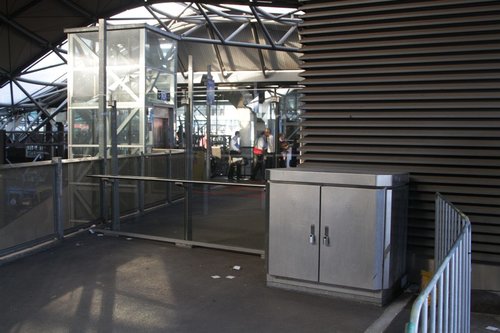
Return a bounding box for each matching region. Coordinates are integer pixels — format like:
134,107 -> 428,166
184,55 -> 194,240
53,157 -> 64,240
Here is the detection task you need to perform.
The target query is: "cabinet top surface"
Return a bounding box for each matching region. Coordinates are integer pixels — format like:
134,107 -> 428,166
268,168 -> 409,187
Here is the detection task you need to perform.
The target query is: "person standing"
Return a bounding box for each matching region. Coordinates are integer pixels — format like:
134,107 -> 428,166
278,133 -> 290,168
251,129 -> 271,180
264,128 -> 275,169
228,131 -> 242,180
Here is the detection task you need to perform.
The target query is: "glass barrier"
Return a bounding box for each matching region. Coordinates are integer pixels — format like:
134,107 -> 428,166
144,154 -> 167,208
0,162 -> 55,253
191,183 -> 266,250
119,180 -> 266,251
115,155 -> 141,216
63,158 -> 102,230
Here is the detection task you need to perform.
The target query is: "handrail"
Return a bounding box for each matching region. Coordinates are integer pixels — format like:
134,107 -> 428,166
87,174 -> 266,188
406,193 -> 471,333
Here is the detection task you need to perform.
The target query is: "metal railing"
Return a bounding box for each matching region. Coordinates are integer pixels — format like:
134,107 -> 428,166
406,193 -> 471,333
0,151 -> 185,260
88,174 -> 267,255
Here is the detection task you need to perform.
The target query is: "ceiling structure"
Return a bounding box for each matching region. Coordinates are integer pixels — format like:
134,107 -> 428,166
0,0 -> 299,88
0,0 -> 303,131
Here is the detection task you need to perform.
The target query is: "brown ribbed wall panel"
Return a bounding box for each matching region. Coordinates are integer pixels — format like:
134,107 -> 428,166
298,0 -> 500,265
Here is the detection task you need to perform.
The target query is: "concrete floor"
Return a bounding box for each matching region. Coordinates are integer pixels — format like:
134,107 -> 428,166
1,182 -> 499,332
1,232 -> 389,333
1,232 -> 500,332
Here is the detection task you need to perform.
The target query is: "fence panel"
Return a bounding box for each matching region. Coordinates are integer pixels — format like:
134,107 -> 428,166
407,193 -> 471,333
0,162 -> 56,255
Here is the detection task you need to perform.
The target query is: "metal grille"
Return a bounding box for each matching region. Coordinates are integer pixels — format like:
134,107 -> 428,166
298,0 -> 500,264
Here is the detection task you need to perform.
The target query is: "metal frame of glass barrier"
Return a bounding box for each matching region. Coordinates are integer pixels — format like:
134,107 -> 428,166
88,174 -> 266,256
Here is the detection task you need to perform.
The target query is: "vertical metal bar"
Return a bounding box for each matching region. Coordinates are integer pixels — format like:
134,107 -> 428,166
166,151 -> 172,204
203,66 -> 212,217
139,153 -> 145,213
205,65 -> 212,181
99,159 -> 108,223
444,266 -> 449,333
422,298 -> 428,333
456,250 -> 460,331
98,19 -> 108,225
110,100 -> 120,231
53,157 -> 64,240
435,195 -> 441,267
184,55 -> 193,240
98,18 -> 107,162
462,228 -> 466,332
456,245 -> 461,333
466,225 -> 471,331
430,287 -> 436,333
437,275 -> 444,333
450,253 -> 456,333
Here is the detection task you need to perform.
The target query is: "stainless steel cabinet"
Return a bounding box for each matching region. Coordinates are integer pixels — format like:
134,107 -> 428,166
268,183 -> 320,282
267,168 -> 408,305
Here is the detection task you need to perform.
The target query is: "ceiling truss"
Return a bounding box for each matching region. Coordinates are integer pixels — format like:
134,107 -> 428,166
0,2 -> 302,144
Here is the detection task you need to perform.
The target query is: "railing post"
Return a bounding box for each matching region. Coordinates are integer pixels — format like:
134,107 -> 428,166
53,157 -> 64,240
100,158 -> 108,223
139,153 -> 145,213
166,151 -> 172,204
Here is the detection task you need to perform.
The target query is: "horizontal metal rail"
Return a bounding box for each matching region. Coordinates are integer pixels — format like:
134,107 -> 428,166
87,174 -> 266,188
406,193 -> 471,333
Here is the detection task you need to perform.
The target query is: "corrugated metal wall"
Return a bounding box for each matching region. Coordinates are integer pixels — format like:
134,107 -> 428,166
298,0 -> 500,265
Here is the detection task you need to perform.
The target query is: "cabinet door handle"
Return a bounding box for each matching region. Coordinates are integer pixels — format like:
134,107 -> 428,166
309,225 -> 316,245
323,226 -> 330,246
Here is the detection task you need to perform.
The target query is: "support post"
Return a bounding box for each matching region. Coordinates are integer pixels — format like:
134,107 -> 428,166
53,157 -> 64,240
273,95 -> 280,169
98,18 -> 108,224
166,151 -> 172,204
110,99 -> 120,231
204,65 -> 214,215
184,55 -> 194,240
205,65 -> 213,181
139,153 -> 145,213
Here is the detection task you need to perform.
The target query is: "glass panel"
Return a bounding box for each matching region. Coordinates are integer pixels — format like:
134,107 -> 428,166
120,198 -> 185,240
63,159 -> 102,229
71,147 -> 99,158
145,29 -> 176,107
169,152 -> 185,198
108,29 -> 141,67
144,154 -> 168,208
145,71 -> 175,105
69,33 -> 99,106
191,184 -> 266,250
145,30 -> 176,72
120,151 -> 186,238
71,109 -> 98,145
116,156 -> 140,215
119,182 -> 265,251
0,164 -> 55,252
107,65 -> 141,103
116,108 -> 141,145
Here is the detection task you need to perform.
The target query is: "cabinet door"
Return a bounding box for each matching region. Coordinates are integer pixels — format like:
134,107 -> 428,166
319,186 -> 385,290
268,183 -> 320,282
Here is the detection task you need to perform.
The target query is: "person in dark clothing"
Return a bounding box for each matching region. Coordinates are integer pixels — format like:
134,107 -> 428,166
228,131 -> 242,180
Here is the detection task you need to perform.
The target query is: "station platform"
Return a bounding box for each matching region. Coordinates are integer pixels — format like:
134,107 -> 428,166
0,181 -> 499,332
0,231 -> 499,332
